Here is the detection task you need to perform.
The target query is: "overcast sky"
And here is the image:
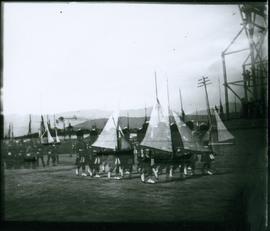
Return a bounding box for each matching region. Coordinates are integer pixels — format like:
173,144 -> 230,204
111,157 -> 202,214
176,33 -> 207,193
3,2 -> 250,115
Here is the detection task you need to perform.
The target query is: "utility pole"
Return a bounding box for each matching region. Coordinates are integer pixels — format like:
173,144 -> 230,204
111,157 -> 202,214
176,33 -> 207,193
198,76 -> 212,126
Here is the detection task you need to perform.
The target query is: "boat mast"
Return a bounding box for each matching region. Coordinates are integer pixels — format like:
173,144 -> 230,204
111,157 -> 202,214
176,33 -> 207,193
167,78 -> 174,157
154,71 -> 160,121
179,88 -> 185,122
144,104 -> 147,123
127,112 -> 130,130
114,115 -> 120,151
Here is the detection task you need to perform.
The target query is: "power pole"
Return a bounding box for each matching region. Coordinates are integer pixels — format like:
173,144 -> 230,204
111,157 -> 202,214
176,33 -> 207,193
198,76 -> 212,126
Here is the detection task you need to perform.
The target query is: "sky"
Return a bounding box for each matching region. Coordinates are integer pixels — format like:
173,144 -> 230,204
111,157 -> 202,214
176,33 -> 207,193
3,2 -> 251,115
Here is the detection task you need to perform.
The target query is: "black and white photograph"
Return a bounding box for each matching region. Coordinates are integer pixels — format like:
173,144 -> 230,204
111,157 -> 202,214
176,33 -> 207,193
1,2 -> 268,230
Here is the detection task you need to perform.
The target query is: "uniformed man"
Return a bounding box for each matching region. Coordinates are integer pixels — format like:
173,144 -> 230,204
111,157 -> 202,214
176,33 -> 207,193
140,148 -> 156,184
25,142 -> 36,169
74,136 -> 87,176
17,140 -> 25,163
52,143 -> 59,166
14,140 -> 24,169
47,144 -> 53,166
35,142 -> 45,167
85,142 -> 94,176
113,153 -> 124,180
201,151 -> 215,175
5,140 -> 15,169
92,149 -> 101,177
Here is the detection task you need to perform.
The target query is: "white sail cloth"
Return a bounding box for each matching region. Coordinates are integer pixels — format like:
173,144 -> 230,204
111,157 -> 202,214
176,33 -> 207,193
91,111 -> 131,151
213,110 -> 234,142
173,111 -> 196,150
91,112 -> 118,150
140,101 -> 172,152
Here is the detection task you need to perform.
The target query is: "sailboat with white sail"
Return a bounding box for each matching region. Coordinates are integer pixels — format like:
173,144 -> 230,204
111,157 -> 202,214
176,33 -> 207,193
39,115 -> 55,145
140,75 -> 182,161
91,111 -> 133,154
140,75 -> 235,164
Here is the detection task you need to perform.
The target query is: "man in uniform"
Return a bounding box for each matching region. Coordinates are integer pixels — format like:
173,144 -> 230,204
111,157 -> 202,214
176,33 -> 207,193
113,152 -> 124,180
35,142 -> 45,167
47,144 -> 53,166
74,135 -> 87,176
140,148 -> 156,184
5,140 -> 15,169
15,140 -> 25,168
25,142 -> 36,169
85,142 -> 94,177
92,149 -> 101,177
201,151 -> 215,175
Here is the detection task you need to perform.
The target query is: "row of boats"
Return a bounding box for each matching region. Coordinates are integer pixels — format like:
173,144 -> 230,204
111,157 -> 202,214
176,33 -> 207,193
7,77 -> 235,162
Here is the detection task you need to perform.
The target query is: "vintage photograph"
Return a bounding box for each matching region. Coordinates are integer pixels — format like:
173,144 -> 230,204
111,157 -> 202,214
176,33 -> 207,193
1,2 -> 268,230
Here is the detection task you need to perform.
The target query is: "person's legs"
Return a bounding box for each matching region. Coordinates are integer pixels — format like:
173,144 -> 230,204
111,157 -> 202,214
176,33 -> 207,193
81,162 -> 87,176
41,156 -> 45,167
47,155 -> 51,166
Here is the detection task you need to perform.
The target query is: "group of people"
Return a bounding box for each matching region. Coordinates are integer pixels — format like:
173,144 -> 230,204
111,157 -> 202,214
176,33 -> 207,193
73,136 -> 215,184
3,136 -> 215,184
3,140 -> 60,169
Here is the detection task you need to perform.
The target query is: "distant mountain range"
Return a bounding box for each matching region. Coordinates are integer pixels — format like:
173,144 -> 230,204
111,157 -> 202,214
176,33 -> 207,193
3,102 -> 241,137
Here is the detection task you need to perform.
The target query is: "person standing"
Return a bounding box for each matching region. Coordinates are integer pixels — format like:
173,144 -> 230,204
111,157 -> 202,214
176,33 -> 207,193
47,145 -> 53,166
36,142 -> 45,167
75,136 -> 87,176
201,151 -> 215,175
86,143 -> 94,177
140,148 -> 156,184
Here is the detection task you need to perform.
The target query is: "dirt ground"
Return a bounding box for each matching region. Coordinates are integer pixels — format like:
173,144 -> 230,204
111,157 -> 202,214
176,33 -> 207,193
2,128 -> 267,230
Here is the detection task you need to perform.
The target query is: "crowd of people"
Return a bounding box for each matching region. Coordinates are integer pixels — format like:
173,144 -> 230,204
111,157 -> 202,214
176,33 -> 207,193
3,140 -> 60,169
73,136 -> 216,184
3,136 -> 215,184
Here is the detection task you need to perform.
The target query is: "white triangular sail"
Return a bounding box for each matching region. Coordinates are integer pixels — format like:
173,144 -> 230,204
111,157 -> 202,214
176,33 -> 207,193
91,112 -> 119,150
140,101 -> 172,153
173,111 -> 196,150
55,128 -> 61,143
45,122 -> 54,144
213,110 -> 234,142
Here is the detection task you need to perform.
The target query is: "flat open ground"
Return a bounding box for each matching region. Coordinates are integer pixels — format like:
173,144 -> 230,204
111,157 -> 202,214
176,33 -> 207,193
3,128 -> 267,230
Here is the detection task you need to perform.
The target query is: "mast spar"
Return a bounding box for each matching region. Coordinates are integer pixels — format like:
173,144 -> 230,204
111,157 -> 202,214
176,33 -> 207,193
179,88 -> 185,121
166,78 -> 174,156
154,71 -> 159,103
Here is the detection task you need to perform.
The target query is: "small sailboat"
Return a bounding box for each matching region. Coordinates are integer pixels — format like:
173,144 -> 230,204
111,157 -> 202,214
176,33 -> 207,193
91,111 -> 133,154
206,109 -> 235,146
39,115 -> 54,145
139,75 -> 222,163
140,76 -> 182,161
53,115 -> 61,144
